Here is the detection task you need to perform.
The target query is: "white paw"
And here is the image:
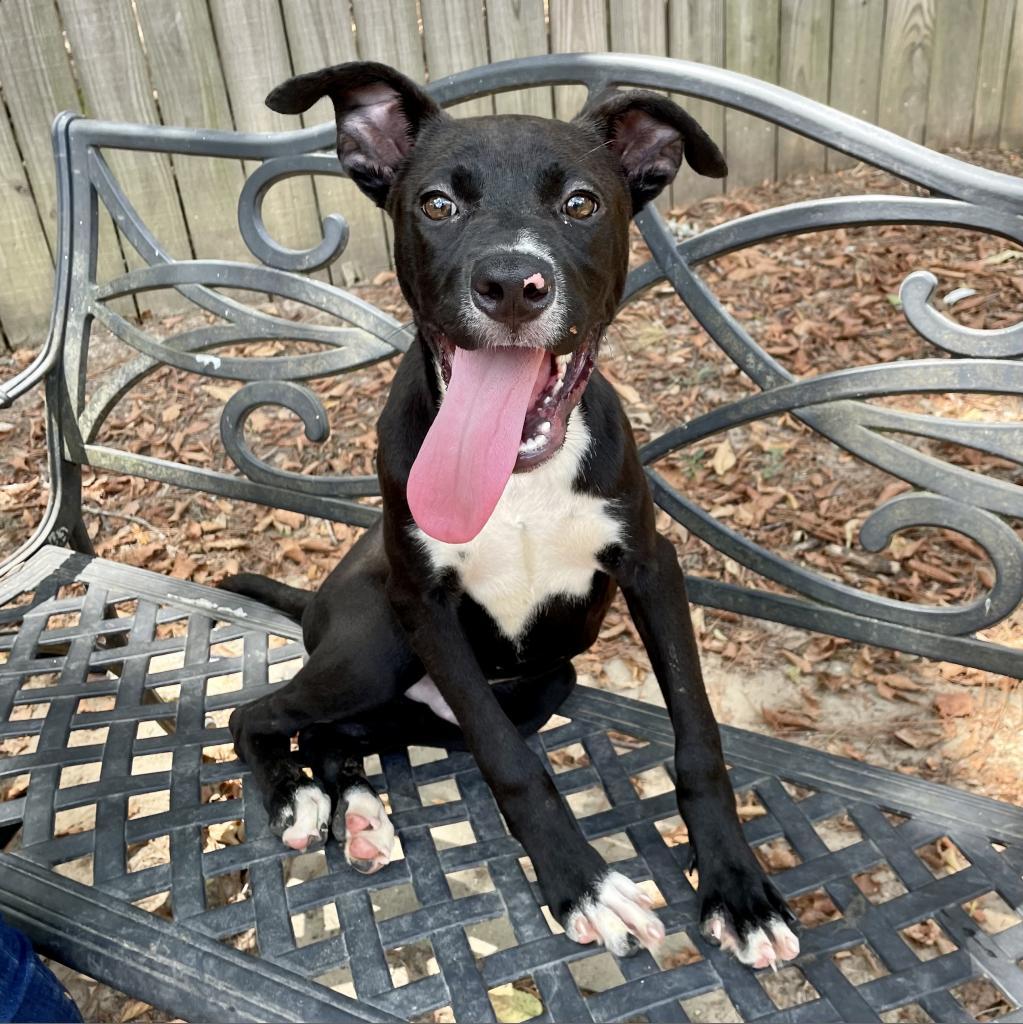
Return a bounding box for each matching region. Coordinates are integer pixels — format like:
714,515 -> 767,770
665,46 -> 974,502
335,785 -> 395,874
279,784 -> 331,852
565,872 -> 666,956
704,912 -> 800,969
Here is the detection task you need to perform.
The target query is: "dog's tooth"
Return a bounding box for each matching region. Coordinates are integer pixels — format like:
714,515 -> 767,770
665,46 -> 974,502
552,379 -> 563,395
536,434 -> 549,448
539,421 -> 551,434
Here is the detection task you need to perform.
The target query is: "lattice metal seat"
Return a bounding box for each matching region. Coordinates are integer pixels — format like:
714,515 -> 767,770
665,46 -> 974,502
1,547 -> 1021,1022
2,52 -> 1023,1022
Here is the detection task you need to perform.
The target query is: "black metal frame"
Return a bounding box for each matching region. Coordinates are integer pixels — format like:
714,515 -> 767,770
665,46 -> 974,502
1,54 -> 1021,1023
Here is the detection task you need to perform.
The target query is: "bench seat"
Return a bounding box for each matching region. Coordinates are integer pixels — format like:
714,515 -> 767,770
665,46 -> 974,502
1,547 -> 1021,1022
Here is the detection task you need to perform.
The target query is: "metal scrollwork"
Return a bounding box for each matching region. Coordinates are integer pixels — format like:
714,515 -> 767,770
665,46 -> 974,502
859,493 -> 1023,633
900,271 -> 1023,358
25,58 -> 1021,671
219,381 -> 379,498
237,154 -> 352,272
633,201 -> 1023,639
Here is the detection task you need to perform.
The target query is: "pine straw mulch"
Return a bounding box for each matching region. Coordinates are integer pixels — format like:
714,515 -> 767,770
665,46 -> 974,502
1,147 -> 1021,1022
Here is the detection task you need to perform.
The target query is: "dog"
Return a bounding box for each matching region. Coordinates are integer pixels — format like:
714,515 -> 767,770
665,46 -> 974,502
223,61 -> 798,969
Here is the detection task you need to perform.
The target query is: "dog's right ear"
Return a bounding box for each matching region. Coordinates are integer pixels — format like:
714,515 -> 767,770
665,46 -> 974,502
267,61 -> 443,207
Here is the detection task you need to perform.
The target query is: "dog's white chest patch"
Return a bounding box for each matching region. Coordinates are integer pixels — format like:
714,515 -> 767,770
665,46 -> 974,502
413,411 -> 620,641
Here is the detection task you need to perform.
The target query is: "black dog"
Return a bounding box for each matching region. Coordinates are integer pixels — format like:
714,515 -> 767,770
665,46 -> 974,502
224,61 -> 798,968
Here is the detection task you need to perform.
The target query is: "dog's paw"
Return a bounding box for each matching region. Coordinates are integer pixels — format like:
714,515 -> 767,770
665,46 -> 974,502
699,863 -> 799,969
271,783 -> 331,852
565,872 -> 665,957
334,784 -> 395,874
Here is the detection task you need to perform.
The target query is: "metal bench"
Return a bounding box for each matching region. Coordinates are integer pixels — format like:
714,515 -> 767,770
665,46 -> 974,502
1,54 -> 1021,1023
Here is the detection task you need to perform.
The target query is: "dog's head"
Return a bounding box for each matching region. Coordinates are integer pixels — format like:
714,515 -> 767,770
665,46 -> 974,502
269,62 -> 725,541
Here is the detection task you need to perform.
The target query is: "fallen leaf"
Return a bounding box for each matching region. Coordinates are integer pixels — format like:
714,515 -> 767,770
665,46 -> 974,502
711,438 -> 737,476
118,999 -> 152,1022
894,727 -> 944,750
488,985 -> 543,1023
934,692 -> 973,718
762,705 -> 819,731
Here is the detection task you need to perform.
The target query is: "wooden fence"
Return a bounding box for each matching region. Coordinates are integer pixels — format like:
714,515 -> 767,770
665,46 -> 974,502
0,0 -> 1020,348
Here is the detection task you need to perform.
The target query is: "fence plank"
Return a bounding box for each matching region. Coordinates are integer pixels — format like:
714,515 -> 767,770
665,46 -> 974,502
351,0 -> 425,264
351,0 -> 425,82
972,0 -> 1015,147
132,0 -> 248,265
724,0 -> 780,188
0,2 -> 136,327
610,0 -> 668,54
486,0 -> 553,117
420,0 -> 493,117
550,0 -> 610,120
925,0 -> 983,151
0,0 -> 77,250
668,0 -> 726,207
610,0 -> 672,211
827,0 -> 885,170
51,6 -> 191,257
56,0 -> 195,318
878,0 -> 935,143
208,0 -> 324,269
0,98 -> 55,348
777,0 -> 832,178
1000,0 -> 1023,150
282,0 -> 391,283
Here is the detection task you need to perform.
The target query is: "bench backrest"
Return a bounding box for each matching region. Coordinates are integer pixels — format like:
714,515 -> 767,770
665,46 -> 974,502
37,54 -> 1023,679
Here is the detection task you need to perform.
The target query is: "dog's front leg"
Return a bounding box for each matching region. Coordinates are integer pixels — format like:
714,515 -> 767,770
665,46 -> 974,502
615,533 -> 800,969
388,580 -> 665,955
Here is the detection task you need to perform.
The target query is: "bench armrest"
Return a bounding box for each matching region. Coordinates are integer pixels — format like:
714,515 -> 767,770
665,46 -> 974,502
0,340 -> 61,409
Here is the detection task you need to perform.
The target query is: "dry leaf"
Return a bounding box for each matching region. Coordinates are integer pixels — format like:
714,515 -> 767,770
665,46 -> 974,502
762,705 -> 819,731
894,727 -> 944,750
934,692 -> 973,718
711,438 -> 737,476
118,999 -> 152,1022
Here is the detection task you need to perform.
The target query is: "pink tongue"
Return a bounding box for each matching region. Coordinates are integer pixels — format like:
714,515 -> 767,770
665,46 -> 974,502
408,346 -> 546,543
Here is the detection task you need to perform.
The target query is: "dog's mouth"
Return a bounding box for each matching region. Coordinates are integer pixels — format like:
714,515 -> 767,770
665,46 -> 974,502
407,331 -> 597,544
435,334 -> 596,469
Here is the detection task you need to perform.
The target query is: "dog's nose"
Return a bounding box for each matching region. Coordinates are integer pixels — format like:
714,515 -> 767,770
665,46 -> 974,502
470,254 -> 555,324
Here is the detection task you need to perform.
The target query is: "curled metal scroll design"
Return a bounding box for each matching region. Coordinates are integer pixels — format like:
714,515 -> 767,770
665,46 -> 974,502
900,271 -> 1023,358
858,493 -> 1023,631
79,149 -> 412,448
633,202 -> 1023,635
237,154 -> 352,272
650,477 -> 1023,635
220,381 -> 379,498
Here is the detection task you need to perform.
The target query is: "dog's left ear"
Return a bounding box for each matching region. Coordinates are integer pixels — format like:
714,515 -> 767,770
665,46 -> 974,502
575,90 -> 726,213
267,61 -> 445,207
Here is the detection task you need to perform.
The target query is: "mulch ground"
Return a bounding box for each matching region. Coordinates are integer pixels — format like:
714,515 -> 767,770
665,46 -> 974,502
1,147 -> 1021,1022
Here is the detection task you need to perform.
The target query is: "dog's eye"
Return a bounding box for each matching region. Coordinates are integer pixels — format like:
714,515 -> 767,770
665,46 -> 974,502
563,192 -> 598,219
422,193 -> 457,220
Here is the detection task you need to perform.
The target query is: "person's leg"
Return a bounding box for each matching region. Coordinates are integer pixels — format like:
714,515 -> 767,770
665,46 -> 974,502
0,914 -> 82,1023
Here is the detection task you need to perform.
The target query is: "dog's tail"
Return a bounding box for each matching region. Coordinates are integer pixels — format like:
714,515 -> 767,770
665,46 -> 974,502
218,573 -> 311,621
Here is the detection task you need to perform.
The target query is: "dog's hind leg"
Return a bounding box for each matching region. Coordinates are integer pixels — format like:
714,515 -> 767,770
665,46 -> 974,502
316,659 -> 578,755
229,578 -> 421,854
297,729 -> 396,874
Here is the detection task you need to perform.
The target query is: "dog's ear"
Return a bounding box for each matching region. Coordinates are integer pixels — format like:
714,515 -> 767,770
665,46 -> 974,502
575,90 -> 726,213
267,61 -> 444,207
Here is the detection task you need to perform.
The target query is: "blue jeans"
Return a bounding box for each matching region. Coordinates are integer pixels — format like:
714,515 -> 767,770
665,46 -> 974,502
0,914 -> 81,1023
